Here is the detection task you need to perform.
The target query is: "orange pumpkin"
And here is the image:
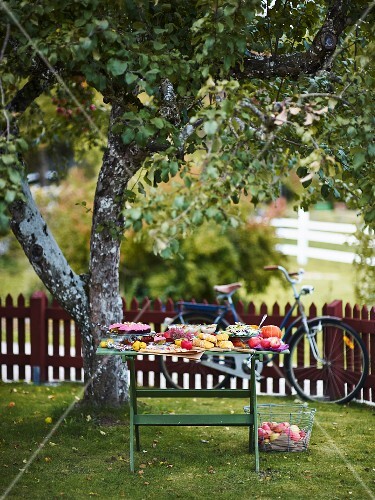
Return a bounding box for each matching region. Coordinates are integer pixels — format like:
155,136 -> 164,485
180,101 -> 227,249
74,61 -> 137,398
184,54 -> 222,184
261,325 -> 282,339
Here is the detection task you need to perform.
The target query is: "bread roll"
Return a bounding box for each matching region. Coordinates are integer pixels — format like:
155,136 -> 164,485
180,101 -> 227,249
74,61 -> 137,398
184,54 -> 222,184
216,333 -> 229,341
218,340 -> 234,349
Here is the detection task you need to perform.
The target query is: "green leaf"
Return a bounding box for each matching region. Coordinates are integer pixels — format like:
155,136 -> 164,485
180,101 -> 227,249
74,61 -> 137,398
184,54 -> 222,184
124,189 -> 136,202
5,190 -> 16,203
321,184 -> 331,199
153,41 -> 166,51
16,138 -> 28,151
8,169 -> 21,184
128,207 -> 142,220
125,73 -> 138,85
1,154 -> 17,165
173,196 -> 185,209
169,161 -> 179,176
192,210 -> 203,225
121,129 -> 135,145
107,58 -> 128,76
79,37 -> 93,50
150,118 -> 164,129
353,152 -> 366,169
97,20 -> 109,30
204,120 -> 218,136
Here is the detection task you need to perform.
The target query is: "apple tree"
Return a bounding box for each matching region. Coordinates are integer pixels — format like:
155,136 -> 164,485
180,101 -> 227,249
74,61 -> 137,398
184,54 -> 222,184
0,0 -> 374,405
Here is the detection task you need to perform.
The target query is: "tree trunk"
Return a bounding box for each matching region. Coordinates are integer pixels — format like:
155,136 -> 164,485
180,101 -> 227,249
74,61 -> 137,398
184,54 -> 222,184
86,100 -> 147,406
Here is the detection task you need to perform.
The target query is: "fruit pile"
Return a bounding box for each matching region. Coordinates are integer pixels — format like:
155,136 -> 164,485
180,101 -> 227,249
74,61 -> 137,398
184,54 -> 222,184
258,420 -> 310,451
246,324 -> 289,351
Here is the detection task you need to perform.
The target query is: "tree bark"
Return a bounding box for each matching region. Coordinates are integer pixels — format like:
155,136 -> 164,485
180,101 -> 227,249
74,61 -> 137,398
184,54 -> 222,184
9,179 -> 89,323
87,99 -> 147,405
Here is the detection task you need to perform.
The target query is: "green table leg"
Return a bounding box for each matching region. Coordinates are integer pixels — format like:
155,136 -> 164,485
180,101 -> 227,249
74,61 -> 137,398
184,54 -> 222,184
127,356 -> 140,472
249,354 -> 260,473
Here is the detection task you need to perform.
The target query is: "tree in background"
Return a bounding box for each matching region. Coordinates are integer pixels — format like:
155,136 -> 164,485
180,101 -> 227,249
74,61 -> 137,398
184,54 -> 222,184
0,1 -> 374,406
353,228 -> 375,306
121,219 -> 286,302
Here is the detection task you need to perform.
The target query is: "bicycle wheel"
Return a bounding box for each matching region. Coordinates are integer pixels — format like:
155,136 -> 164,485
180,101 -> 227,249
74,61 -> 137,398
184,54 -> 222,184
285,317 -> 369,404
160,312 -> 232,389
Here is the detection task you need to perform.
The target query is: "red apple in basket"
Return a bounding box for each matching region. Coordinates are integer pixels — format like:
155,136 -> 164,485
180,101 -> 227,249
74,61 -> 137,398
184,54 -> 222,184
274,423 -> 287,433
261,325 -> 282,339
181,339 -> 193,350
290,432 -> 301,442
269,337 -> 282,349
248,336 -> 261,348
258,428 -> 267,439
260,337 -> 271,349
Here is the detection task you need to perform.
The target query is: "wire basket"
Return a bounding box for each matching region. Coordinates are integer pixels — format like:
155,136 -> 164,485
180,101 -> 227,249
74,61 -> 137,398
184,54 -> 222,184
244,403 -> 316,452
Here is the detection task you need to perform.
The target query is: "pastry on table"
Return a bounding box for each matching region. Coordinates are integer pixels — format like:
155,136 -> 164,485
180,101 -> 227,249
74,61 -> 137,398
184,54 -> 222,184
216,332 -> 229,341
192,338 -> 215,349
217,340 -> 234,349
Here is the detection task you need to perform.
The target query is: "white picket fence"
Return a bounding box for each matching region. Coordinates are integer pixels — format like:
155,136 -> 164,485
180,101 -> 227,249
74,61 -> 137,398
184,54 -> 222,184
270,210 -> 370,265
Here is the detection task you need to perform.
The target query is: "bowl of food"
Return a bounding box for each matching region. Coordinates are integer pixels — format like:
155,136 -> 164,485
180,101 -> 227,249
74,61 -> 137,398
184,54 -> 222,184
200,324 -> 217,334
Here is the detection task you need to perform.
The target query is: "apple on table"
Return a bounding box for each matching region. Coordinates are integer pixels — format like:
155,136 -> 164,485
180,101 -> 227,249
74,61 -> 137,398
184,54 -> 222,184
181,339 -> 193,350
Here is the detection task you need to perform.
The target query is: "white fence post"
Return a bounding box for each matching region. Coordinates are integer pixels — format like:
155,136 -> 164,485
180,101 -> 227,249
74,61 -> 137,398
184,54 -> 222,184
270,216 -> 372,265
297,209 -> 309,265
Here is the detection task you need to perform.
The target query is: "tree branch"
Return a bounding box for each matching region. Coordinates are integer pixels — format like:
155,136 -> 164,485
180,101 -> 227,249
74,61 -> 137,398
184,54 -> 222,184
234,0 -> 361,79
0,23 -> 11,137
159,78 -> 181,126
9,178 -> 89,327
296,92 -> 350,105
6,69 -> 56,115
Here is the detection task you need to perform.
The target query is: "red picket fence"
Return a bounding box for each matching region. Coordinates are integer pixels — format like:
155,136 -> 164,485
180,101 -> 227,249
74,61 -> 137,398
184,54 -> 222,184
1,292 -> 374,403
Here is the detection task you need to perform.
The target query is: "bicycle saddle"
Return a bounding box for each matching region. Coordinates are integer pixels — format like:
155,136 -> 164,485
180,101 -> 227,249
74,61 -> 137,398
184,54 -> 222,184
214,282 -> 242,294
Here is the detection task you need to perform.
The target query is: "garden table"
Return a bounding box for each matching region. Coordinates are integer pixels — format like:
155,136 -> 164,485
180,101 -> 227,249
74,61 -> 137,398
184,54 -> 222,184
97,347 -> 287,473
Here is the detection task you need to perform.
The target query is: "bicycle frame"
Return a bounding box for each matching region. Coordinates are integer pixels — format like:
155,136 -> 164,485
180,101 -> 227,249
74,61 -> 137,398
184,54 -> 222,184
175,302 -> 229,324
176,288 -> 242,324
176,269 -> 321,379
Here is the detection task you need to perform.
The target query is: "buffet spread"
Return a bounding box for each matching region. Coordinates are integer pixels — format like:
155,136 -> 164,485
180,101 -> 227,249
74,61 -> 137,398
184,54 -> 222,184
99,320 -> 289,356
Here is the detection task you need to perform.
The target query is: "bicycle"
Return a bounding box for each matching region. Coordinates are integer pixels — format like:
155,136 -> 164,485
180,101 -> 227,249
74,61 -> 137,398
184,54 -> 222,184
160,265 -> 369,404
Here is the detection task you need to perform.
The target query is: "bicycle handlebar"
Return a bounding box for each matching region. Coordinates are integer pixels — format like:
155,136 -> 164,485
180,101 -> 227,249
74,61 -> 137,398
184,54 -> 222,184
264,265 -> 304,284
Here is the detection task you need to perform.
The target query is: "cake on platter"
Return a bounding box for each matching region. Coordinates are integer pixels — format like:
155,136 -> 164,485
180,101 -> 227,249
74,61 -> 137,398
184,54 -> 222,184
108,322 -> 152,335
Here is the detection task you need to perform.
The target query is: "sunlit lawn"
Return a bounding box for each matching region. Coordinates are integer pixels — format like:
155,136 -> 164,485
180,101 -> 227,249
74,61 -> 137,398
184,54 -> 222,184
251,257 -> 358,311
0,382 -> 374,499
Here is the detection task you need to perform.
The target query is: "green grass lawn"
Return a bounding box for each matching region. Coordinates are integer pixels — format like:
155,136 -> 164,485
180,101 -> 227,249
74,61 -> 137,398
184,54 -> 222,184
0,382 -> 374,499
